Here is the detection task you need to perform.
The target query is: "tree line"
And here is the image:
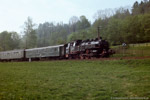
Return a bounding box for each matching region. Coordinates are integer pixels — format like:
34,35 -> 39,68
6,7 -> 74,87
0,0 -> 150,51
69,0 -> 150,45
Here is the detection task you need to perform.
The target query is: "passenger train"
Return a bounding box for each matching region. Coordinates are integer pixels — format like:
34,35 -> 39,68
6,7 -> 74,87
0,38 -> 115,62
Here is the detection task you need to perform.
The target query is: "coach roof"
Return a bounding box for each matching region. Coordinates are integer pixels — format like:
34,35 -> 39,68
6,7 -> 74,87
25,45 -> 64,51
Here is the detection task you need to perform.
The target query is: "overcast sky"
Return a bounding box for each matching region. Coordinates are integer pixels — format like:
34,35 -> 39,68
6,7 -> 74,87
0,0 -> 142,33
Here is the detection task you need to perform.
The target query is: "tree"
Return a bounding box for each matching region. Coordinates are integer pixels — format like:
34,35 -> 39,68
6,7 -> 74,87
36,22 -> 54,47
139,1 -> 145,14
0,31 -> 10,51
105,18 -> 124,45
23,17 -> 37,48
77,15 -> 91,30
0,31 -> 20,51
10,32 -> 21,49
69,16 -> 79,32
113,7 -> 131,19
140,14 -> 150,42
132,1 -> 140,15
94,8 -> 115,20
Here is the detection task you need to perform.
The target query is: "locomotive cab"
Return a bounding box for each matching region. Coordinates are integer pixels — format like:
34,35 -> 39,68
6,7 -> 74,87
65,40 -> 82,59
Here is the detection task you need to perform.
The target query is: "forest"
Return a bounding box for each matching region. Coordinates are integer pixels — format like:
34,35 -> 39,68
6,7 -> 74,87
0,0 -> 150,51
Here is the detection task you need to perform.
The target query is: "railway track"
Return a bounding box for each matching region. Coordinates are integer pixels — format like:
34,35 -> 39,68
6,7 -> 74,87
19,56 -> 150,62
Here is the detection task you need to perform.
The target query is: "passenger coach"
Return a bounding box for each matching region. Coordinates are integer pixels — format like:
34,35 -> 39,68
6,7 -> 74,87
25,45 -> 65,60
0,49 -> 25,61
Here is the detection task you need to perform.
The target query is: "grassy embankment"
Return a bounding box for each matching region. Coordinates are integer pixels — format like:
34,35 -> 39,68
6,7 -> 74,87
0,59 -> 150,100
111,43 -> 150,57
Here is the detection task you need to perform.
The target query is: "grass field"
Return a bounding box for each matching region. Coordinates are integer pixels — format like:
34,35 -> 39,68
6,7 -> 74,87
0,59 -> 150,100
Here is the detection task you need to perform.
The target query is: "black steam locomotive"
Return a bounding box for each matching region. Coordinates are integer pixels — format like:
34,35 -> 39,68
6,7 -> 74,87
65,37 -> 113,59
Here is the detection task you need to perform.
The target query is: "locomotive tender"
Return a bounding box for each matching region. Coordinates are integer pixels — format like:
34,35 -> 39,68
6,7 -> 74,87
0,38 -> 114,61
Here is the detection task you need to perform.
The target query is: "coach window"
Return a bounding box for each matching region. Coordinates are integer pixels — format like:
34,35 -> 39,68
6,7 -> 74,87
54,48 -> 57,52
15,52 -> 18,56
46,48 -> 49,52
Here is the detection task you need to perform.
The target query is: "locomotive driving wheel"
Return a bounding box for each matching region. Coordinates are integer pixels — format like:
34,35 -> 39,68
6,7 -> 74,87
85,49 -> 90,59
68,55 -> 72,59
79,54 -> 84,59
86,49 -> 90,54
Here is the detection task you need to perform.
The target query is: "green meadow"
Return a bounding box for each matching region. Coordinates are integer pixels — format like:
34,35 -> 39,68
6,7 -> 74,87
0,59 -> 150,100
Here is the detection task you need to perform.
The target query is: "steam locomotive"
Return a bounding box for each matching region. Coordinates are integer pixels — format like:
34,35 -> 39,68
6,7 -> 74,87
66,38 -> 111,59
0,37 -> 114,61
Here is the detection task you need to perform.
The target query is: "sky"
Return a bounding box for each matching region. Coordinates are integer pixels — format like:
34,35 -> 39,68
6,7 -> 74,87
0,0 -> 142,33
